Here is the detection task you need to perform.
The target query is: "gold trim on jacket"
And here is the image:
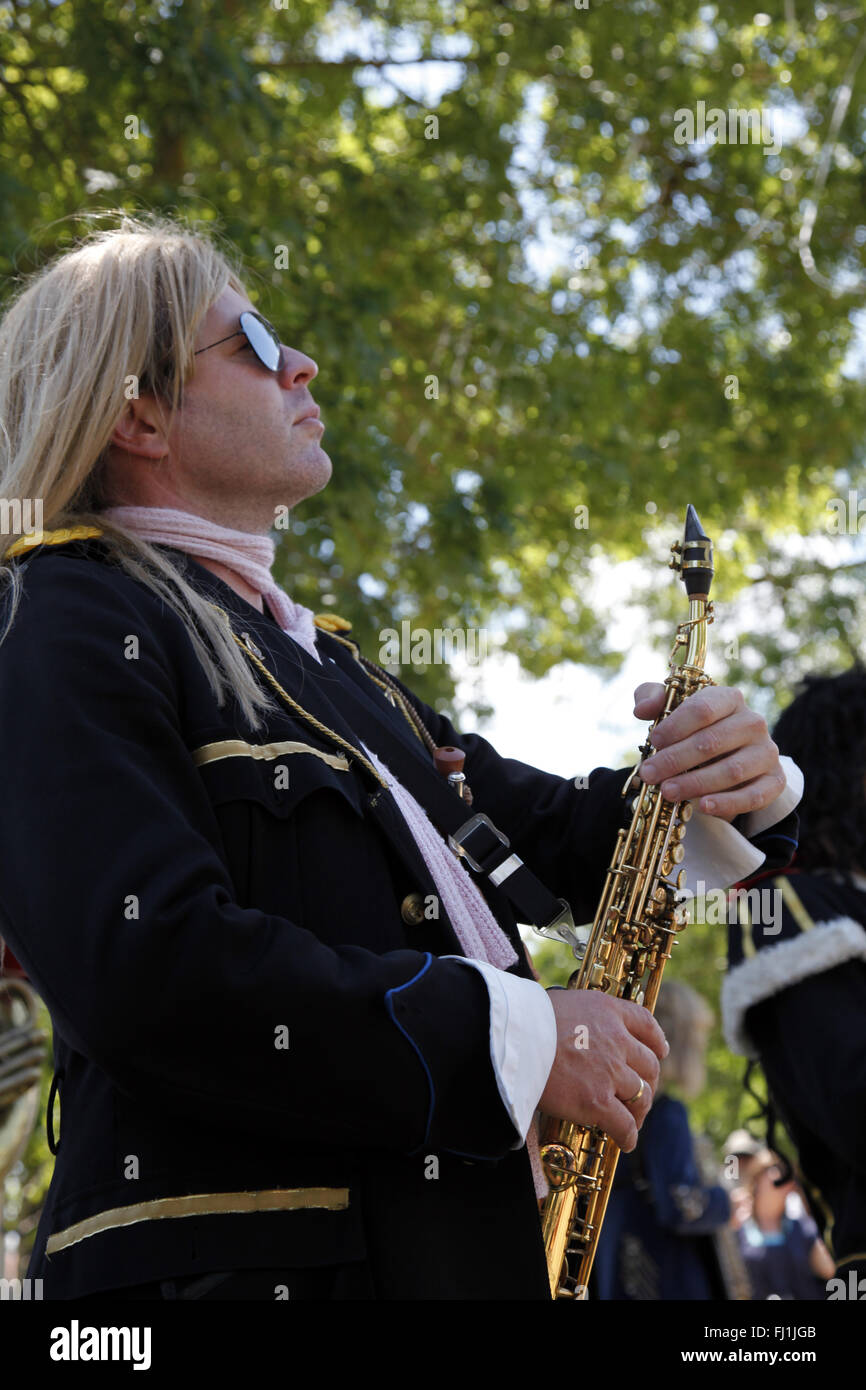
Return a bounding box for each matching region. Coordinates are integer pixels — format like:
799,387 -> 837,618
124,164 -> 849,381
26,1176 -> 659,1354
191,738 -> 350,771
46,1187 -> 350,1254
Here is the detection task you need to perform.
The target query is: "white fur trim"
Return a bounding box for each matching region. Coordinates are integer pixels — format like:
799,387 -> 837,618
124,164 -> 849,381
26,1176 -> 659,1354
722,916 -> 866,1058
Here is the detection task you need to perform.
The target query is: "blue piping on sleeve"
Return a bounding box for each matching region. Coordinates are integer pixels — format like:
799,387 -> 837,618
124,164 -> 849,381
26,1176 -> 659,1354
445,1147 -> 503,1163
385,952 -> 436,1153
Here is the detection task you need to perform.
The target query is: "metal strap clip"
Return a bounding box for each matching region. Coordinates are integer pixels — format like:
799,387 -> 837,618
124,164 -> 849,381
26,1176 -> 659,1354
448,812 -> 510,873
447,814 -> 582,954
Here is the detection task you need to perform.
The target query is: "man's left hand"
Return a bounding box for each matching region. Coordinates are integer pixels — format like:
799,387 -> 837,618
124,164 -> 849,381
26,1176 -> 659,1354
633,683 -> 785,824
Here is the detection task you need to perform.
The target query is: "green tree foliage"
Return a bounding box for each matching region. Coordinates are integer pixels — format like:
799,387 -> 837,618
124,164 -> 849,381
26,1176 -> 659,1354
1,0 -> 864,711
2,998 -> 54,1266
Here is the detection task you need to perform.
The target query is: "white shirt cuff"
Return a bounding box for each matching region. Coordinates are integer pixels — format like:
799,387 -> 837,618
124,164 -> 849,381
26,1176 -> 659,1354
678,754 -> 803,894
442,956 -> 557,1147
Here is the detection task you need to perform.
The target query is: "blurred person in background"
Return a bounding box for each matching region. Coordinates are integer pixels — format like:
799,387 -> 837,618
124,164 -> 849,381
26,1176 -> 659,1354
593,980 -> 736,1300
737,1150 -> 834,1300
723,1127 -> 763,1231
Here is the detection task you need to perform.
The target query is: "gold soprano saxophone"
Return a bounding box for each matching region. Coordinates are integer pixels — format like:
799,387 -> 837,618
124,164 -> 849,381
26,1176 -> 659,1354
536,504 -> 715,1300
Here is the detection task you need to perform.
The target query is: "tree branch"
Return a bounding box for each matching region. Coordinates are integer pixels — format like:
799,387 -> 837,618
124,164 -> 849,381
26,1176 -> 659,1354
748,556 -> 866,586
256,54 -> 474,72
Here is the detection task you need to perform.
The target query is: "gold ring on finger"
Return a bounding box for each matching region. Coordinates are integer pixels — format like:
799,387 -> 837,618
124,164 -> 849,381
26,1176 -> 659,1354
624,1079 -> 645,1106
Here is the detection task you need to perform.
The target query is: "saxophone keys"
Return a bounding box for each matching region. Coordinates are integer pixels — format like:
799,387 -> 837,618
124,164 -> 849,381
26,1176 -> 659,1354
670,843 -> 686,864
540,1143 -> 580,1188
679,801 -> 694,821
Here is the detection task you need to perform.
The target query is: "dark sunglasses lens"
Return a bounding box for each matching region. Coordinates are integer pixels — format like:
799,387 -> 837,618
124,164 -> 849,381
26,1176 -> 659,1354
241,312 -> 282,371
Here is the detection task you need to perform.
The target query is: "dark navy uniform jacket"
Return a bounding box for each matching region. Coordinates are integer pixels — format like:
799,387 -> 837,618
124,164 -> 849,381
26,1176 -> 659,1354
724,868 -> 866,1282
0,537 -> 797,1299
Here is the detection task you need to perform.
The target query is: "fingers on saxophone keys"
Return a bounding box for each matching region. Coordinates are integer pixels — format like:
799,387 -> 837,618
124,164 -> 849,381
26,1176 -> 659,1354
628,1039 -> 660,1093
696,772 -> 786,820
609,1073 -> 653,1150
642,742 -> 762,802
650,687 -> 742,747
620,1071 -> 652,1113
621,999 -> 668,1060
609,1101 -> 640,1153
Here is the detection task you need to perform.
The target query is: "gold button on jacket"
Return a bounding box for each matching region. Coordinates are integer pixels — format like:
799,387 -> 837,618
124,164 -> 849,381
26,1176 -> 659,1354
400,892 -> 426,926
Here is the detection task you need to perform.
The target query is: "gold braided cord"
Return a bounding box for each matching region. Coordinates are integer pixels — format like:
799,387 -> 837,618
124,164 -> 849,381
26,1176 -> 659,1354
205,603 -> 389,789
320,628 -> 434,754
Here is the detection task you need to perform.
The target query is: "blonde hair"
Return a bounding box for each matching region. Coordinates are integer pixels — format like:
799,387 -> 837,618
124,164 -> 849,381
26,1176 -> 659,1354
0,211 -> 276,728
654,978 -> 714,1099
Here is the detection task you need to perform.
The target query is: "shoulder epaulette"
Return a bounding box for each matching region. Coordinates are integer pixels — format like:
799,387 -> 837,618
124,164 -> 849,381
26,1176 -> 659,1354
5,525 -> 105,559
313,613 -> 352,634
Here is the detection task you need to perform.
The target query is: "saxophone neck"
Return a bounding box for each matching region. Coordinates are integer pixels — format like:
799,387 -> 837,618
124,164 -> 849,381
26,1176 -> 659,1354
683,595 -> 713,670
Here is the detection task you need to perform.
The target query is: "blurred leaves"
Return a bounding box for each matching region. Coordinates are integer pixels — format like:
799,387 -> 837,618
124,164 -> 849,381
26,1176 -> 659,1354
1,0 -> 865,712
2,996 -> 54,1266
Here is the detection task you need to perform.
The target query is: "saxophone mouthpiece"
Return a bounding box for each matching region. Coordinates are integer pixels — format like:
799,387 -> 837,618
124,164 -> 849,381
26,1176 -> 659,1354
675,503 -> 713,599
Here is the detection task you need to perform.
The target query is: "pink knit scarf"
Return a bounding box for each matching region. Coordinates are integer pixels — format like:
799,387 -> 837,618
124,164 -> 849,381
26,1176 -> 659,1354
104,506 -> 322,661
102,506 -> 547,1191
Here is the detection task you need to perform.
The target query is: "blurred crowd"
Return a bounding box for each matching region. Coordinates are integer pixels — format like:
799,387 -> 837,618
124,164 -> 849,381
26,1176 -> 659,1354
593,979 -> 834,1301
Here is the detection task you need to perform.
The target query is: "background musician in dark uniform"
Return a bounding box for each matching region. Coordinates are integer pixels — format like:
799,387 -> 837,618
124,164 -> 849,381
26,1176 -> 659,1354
0,214 -> 800,1300
723,667 -> 866,1296
593,980 -> 734,1300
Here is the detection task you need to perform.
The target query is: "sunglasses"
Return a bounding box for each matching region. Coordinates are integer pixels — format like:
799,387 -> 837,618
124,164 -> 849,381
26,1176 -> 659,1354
193,310 -> 287,372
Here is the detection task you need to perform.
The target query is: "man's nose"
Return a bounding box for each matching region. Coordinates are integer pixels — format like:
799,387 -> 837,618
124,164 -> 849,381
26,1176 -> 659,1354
277,346 -> 318,388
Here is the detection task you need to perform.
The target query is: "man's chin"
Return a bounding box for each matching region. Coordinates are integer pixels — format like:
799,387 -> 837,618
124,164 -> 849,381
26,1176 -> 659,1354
276,450 -> 333,511
313,449 -> 333,488
304,449 -> 333,496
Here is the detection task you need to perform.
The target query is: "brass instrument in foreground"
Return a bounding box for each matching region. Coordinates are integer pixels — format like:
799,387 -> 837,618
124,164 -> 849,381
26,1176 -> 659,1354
0,976 -> 46,1184
536,505 -> 715,1299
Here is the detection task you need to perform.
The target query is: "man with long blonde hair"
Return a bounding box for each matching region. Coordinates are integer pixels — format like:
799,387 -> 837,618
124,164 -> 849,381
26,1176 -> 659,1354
0,213 -> 800,1300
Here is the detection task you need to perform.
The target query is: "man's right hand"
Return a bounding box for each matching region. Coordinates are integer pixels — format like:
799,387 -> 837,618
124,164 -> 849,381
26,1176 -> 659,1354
538,989 -> 668,1153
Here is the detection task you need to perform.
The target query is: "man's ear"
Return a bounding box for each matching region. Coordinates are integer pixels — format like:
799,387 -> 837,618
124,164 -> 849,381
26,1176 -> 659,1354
108,395 -> 170,461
